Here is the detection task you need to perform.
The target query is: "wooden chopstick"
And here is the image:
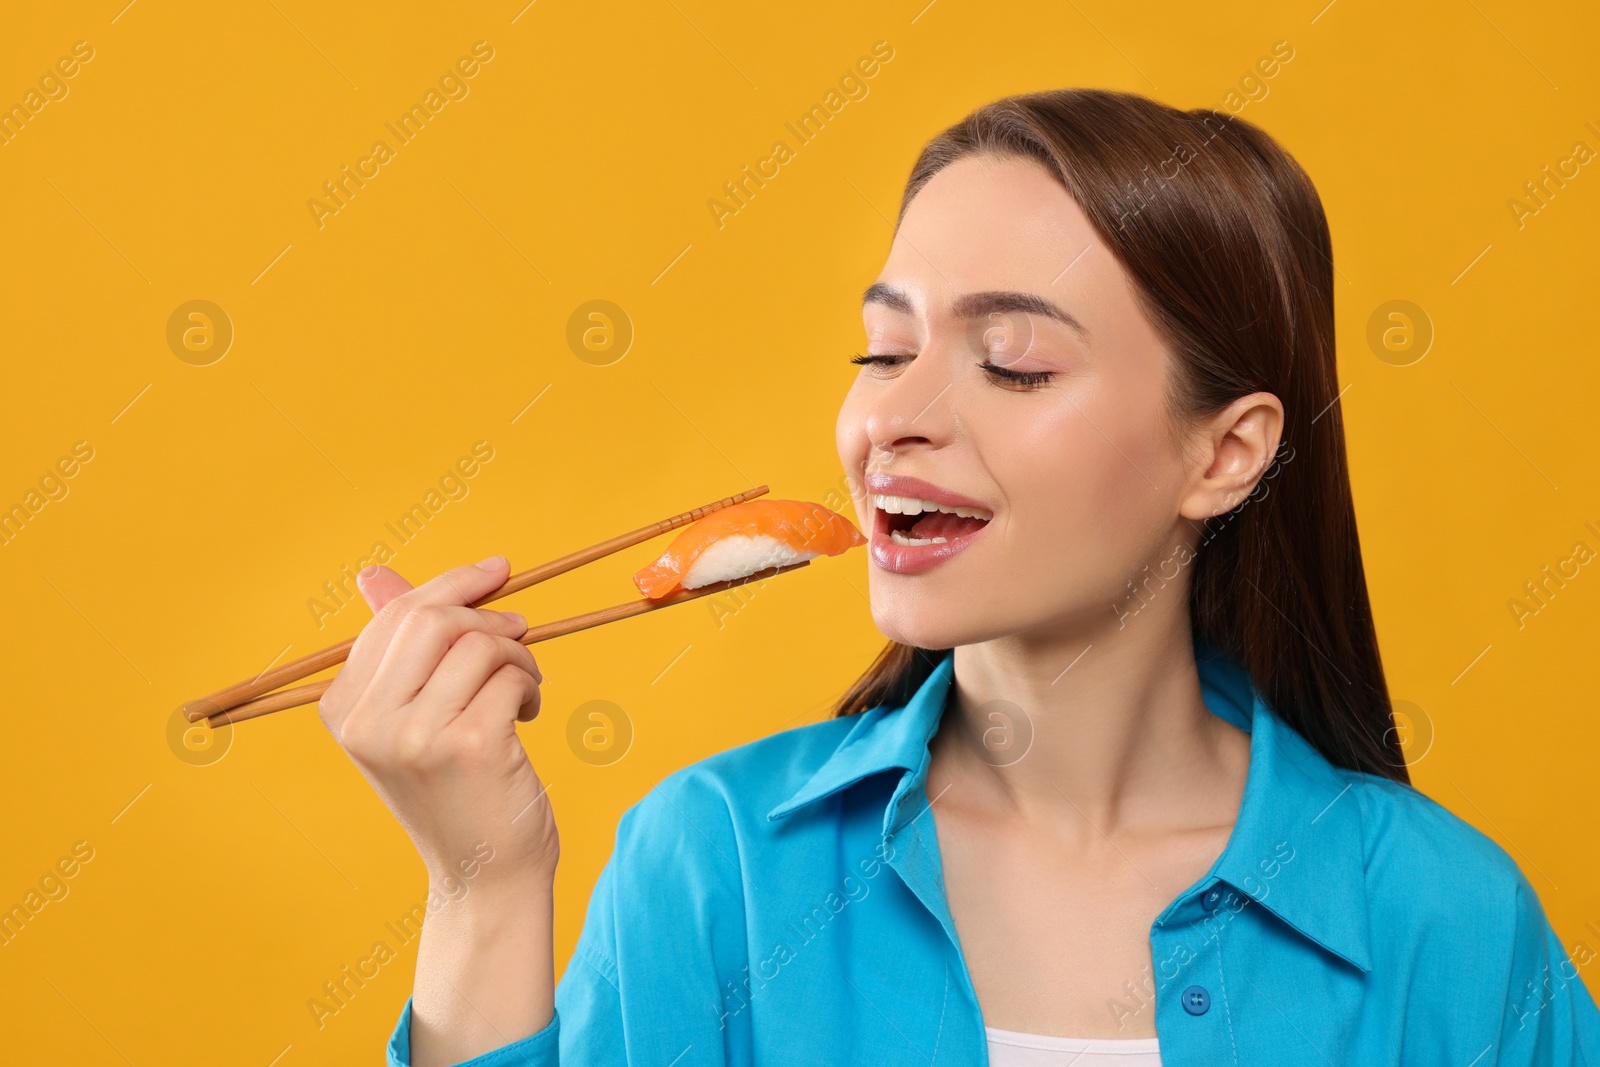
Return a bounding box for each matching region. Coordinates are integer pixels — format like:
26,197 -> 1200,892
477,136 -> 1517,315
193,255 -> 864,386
203,560 -> 813,728
180,485 -> 771,722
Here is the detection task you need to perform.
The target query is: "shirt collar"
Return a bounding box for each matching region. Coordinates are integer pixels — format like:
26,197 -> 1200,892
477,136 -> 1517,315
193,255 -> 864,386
767,636 -> 1372,974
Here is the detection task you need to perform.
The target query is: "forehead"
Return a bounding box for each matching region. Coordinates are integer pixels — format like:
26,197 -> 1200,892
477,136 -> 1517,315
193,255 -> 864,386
871,154 -> 1149,354
884,153 -> 1106,298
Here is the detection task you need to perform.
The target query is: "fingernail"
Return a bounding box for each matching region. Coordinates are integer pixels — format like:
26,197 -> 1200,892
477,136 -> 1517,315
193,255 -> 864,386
502,611 -> 526,629
475,555 -> 507,572
357,565 -> 381,583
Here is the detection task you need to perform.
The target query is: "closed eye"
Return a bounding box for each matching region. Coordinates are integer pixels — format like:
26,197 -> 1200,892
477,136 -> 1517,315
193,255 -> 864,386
849,352 -> 909,368
849,352 -> 1054,390
977,360 -> 1054,388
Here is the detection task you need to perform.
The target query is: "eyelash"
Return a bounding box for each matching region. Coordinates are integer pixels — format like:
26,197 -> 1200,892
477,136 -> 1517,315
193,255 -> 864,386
848,352 -> 1055,389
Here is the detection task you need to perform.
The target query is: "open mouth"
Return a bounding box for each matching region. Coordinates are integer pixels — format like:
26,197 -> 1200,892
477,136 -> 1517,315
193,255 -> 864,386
872,494 -> 993,546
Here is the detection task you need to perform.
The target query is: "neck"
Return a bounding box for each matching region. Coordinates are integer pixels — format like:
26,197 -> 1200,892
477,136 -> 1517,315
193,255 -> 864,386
931,600 -> 1246,837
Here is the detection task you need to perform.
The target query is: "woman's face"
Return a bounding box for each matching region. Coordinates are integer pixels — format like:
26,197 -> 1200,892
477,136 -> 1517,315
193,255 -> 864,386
835,153 -> 1231,651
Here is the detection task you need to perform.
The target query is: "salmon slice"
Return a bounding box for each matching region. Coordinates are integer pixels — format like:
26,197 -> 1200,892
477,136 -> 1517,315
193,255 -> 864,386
633,498 -> 866,599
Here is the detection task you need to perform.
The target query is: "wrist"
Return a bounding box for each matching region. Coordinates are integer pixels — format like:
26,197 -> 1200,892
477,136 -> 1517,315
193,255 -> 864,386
424,870 -> 550,923
421,842 -> 555,904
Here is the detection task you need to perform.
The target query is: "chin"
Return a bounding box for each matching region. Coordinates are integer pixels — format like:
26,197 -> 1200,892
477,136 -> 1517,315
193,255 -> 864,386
870,599 -> 979,651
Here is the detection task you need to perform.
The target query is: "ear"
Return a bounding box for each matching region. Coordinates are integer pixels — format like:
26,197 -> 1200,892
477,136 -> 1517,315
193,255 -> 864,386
1178,391 -> 1285,522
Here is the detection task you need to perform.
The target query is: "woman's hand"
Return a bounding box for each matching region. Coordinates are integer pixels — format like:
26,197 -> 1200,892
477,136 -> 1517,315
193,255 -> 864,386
317,555 -> 559,1065
318,554 -> 558,890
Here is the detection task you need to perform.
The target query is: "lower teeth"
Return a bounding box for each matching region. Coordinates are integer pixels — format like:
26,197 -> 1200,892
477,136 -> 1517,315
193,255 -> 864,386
888,529 -> 949,546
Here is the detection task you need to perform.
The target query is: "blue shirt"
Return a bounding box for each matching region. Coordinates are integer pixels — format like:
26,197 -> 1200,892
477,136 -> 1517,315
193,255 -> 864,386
388,638 -> 1600,1065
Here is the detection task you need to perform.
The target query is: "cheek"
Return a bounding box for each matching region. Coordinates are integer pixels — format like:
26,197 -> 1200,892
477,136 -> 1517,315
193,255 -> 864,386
985,384 -> 1177,551
1094,404 -> 1183,551
1006,407 -> 1123,533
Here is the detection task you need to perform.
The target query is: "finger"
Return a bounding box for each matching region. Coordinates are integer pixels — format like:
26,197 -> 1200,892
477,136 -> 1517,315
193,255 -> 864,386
361,605 -> 533,716
340,556 -> 513,705
455,661 -> 542,735
513,676 -> 543,723
410,630 -> 541,730
401,555 -> 512,613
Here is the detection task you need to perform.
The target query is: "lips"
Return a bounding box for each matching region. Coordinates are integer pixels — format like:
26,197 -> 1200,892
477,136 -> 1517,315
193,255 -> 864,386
864,473 -> 991,511
863,472 -> 993,576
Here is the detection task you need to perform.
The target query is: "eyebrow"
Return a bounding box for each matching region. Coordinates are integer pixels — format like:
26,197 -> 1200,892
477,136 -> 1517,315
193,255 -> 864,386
862,283 -> 1090,342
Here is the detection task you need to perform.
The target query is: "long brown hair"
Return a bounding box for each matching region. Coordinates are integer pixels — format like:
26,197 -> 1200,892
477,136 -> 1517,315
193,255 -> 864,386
833,87 -> 1410,785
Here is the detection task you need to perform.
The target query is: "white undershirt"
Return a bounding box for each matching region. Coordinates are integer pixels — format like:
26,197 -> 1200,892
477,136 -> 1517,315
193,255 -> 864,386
985,1026 -> 1163,1066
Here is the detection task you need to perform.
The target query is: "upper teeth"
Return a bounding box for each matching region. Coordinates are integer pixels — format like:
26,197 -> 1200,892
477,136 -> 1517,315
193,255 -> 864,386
871,494 -> 993,520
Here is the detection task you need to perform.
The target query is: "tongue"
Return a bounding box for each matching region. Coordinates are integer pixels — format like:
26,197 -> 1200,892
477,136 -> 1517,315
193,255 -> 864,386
908,511 -> 988,540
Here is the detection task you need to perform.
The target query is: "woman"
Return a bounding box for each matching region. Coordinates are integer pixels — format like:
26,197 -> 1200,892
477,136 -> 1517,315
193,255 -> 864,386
319,88 -> 1600,1065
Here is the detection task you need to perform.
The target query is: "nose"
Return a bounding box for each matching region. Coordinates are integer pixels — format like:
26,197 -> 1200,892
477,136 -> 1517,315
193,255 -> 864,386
862,351 -> 956,462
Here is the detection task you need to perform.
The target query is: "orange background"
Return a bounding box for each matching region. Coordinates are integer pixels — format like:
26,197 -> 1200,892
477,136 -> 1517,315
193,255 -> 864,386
2,1 -> 1597,1062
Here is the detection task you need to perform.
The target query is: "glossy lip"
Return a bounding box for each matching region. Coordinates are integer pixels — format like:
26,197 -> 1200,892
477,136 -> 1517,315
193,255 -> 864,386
863,472 -> 993,575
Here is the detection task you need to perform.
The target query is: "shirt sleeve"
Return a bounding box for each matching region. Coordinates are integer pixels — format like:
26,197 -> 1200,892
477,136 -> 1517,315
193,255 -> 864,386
385,768 -> 746,1066
1495,871 -> 1600,1065
386,997 -> 561,1067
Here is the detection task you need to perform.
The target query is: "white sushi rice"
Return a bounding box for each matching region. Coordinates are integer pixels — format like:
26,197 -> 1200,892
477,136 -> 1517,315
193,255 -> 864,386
681,534 -> 820,590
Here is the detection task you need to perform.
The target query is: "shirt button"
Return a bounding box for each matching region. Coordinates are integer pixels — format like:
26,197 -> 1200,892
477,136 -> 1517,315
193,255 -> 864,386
1201,885 -> 1225,910
1181,985 -> 1211,1015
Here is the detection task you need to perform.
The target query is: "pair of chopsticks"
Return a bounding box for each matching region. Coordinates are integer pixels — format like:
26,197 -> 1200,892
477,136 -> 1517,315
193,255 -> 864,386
183,485 -> 807,729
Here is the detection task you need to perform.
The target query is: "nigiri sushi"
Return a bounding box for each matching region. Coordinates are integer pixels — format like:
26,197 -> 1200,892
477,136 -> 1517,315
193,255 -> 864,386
633,498 -> 866,599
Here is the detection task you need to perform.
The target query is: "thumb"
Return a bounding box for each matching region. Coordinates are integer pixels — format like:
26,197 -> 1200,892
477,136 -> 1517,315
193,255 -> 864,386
354,564 -> 415,614
357,554 -> 513,616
